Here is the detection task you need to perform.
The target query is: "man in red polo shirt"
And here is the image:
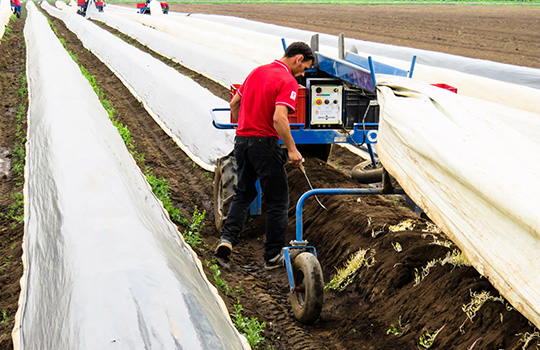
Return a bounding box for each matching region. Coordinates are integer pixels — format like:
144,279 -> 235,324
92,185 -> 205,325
11,0 -> 21,18
215,42 -> 315,270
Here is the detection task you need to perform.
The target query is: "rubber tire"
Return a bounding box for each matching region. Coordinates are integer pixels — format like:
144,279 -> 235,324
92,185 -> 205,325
290,252 -> 324,325
351,159 -> 383,184
213,153 -> 237,231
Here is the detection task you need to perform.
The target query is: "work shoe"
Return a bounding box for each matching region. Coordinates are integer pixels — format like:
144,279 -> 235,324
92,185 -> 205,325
215,239 -> 233,260
265,251 -> 285,271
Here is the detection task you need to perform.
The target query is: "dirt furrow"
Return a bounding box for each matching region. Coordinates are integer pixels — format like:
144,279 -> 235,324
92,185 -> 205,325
172,4 -> 540,69
0,10 -> 27,350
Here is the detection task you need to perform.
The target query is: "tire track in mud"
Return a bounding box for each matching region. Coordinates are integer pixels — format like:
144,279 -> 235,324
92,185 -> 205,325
231,251 -> 335,349
43,10 -> 345,349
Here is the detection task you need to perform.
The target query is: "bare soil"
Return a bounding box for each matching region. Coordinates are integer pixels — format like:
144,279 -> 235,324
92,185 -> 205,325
0,11 -> 27,350
1,4 -> 539,350
174,4 -> 540,69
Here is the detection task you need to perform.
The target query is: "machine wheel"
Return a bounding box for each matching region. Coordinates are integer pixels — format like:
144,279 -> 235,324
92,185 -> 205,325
351,159 -> 383,184
213,153 -> 237,231
290,252 -> 324,325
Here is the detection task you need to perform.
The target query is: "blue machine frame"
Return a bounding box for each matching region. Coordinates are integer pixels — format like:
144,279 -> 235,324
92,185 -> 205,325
211,108 -> 379,146
284,187 -> 404,294
211,50 -> 415,217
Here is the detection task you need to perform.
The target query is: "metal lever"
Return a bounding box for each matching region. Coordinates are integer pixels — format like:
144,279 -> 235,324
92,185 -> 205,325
299,163 -> 327,211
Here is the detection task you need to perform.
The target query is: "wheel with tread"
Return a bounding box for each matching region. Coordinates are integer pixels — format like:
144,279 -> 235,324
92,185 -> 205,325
213,153 -> 237,231
290,252 -> 324,324
351,159 -> 383,184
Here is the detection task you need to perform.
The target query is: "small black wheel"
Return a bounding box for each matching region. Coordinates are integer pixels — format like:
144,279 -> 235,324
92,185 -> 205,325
213,152 -> 237,231
290,252 -> 324,324
351,159 -> 383,183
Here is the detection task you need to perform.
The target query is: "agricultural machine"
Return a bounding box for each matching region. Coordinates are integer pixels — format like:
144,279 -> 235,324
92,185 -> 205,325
211,34 -> 454,324
76,0 -> 104,16
136,0 -> 169,15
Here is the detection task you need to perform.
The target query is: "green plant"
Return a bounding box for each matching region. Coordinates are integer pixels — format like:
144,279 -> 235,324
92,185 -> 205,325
1,255 -> 14,269
517,330 -> 540,350
325,248 -> 375,291
0,53 -> 28,228
203,261 -> 262,347
207,260 -> 242,296
2,21 -> 12,41
387,324 -> 399,336
389,219 -> 415,232
232,303 -> 266,349
391,242 -> 402,252
183,207 -> 205,248
0,192 -> 24,228
414,259 -> 437,286
414,249 -> 471,285
145,167 -> 189,227
209,263 -> 231,294
417,324 -> 445,349
1,310 -> 8,325
462,290 -> 511,323
387,316 -> 409,337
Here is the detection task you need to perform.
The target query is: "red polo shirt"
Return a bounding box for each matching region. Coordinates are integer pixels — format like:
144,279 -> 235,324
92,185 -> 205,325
235,60 -> 298,138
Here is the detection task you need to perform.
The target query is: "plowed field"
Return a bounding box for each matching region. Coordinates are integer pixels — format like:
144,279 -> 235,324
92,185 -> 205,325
1,4 -> 539,350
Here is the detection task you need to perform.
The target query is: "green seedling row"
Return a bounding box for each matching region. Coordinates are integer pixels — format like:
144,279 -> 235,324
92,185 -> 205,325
0,25 -> 27,228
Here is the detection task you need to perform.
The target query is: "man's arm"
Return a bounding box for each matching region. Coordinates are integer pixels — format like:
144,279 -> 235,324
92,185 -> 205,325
230,92 -> 241,123
273,105 -> 302,167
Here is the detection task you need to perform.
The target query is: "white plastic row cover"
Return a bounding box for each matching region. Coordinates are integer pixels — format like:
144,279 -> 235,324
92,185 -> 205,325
45,1 -> 235,171
0,0 -> 13,38
14,2 -> 249,349
101,5 -> 540,114
377,75 -> 540,330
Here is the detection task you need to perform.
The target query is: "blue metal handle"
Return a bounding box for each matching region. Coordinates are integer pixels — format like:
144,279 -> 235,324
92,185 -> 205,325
368,56 -> 377,87
210,108 -> 237,129
286,187 -> 405,294
295,188 -> 405,243
409,55 -> 417,78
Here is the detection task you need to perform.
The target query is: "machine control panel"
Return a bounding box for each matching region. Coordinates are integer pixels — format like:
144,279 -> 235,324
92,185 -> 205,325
309,84 -> 343,126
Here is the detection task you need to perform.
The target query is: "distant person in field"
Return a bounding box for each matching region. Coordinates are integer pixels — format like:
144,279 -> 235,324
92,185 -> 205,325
160,1 -> 169,14
11,0 -> 21,18
215,42 -> 314,271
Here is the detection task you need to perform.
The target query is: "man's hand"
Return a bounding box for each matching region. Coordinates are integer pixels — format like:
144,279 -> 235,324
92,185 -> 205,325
274,105 -> 303,167
288,148 -> 303,167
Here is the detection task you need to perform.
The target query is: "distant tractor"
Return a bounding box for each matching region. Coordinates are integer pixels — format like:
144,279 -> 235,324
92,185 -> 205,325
77,0 -> 104,16
136,0 -> 169,15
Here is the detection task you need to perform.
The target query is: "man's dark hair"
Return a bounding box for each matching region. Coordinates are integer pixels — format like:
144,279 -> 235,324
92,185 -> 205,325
284,42 -> 315,62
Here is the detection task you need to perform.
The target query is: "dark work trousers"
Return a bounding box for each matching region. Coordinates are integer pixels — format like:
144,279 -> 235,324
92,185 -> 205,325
220,136 -> 289,262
